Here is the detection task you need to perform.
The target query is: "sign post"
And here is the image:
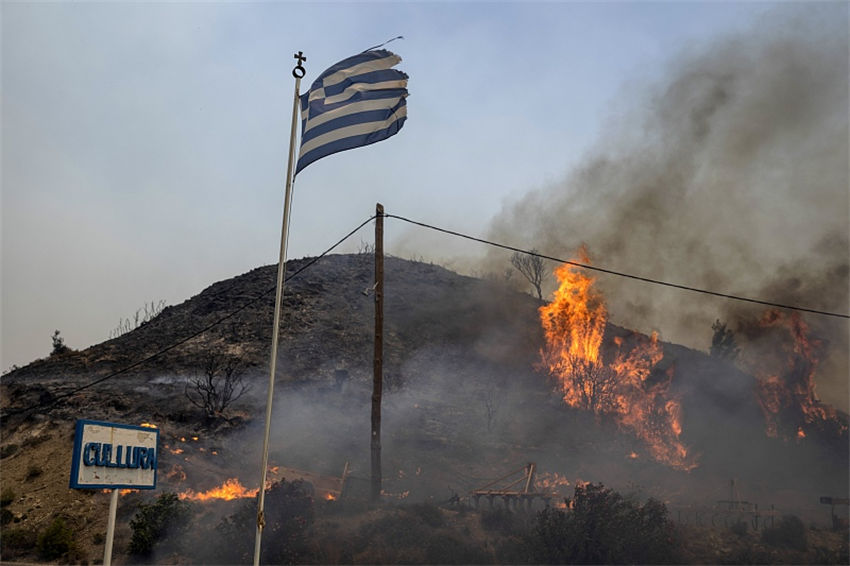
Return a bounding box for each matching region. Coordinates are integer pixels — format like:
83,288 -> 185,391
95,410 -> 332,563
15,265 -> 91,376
69,420 -> 159,566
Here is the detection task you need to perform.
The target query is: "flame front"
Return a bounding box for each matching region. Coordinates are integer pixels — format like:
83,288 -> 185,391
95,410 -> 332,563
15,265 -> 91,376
745,310 -> 846,439
539,251 -> 695,471
178,478 -> 258,502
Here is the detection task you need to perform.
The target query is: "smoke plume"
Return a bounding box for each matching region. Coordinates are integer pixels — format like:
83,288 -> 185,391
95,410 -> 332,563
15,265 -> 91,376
485,7 -> 849,410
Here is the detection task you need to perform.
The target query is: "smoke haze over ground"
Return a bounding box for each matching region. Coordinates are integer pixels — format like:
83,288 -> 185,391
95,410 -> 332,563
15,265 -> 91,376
484,7 -> 849,410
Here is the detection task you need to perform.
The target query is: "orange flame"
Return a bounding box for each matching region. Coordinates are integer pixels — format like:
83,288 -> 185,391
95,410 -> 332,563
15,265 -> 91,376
536,472 -> 571,491
101,488 -> 138,496
139,423 -> 157,429
745,310 -> 844,439
167,464 -> 187,483
325,492 -> 337,501
539,249 -> 695,471
380,489 -> 410,500
178,478 -> 258,502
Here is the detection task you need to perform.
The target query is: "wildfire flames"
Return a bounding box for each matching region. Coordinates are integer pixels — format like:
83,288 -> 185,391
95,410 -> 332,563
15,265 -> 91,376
178,478 -> 258,502
743,309 -> 846,439
167,464 -> 187,482
536,471 -> 571,492
539,248 -> 695,471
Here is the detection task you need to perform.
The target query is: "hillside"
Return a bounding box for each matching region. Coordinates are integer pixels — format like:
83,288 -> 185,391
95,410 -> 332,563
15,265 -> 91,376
1,253 -> 847,563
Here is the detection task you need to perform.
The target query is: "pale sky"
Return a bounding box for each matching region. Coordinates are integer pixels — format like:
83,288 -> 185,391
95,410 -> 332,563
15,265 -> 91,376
0,2 -> 829,370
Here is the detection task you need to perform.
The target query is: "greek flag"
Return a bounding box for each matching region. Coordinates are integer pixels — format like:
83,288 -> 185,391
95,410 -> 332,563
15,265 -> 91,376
295,49 -> 408,175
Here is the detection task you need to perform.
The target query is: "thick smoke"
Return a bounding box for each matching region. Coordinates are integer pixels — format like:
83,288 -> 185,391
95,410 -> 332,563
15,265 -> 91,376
485,8 -> 849,410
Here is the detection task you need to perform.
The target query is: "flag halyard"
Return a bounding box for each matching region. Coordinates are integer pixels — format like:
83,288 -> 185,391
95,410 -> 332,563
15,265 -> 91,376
295,49 -> 408,175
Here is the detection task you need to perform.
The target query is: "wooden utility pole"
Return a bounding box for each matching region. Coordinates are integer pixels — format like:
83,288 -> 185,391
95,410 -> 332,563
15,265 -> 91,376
371,203 -> 384,502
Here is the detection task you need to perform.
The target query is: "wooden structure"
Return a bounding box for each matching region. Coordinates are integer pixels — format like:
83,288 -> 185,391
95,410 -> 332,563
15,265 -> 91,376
470,463 -> 556,509
714,479 -> 776,530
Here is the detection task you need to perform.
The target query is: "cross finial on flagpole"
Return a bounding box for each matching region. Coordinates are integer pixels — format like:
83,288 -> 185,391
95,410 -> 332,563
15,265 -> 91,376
256,48 -> 306,566
293,51 -> 307,78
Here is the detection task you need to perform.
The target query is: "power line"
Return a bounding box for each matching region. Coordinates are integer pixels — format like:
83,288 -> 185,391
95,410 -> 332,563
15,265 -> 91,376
4,215 -> 378,417
383,212 -> 850,320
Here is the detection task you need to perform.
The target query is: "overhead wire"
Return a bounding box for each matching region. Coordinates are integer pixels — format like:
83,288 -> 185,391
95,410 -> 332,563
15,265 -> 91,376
383,212 -> 850,320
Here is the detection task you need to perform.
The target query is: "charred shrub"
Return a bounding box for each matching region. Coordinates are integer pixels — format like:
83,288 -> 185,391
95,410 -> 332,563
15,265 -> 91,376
353,505 -> 487,564
761,514 -> 807,552
207,479 -> 314,564
25,464 -> 43,480
184,353 -> 250,420
480,506 -> 530,536
22,433 -> 51,448
1,526 -> 38,561
479,508 -> 535,564
531,483 -> 676,564
424,532 -> 491,564
1,443 -> 19,459
36,516 -> 76,561
408,502 -> 445,528
51,329 -> 71,356
729,519 -> 749,537
129,492 -> 192,556
358,510 -> 429,554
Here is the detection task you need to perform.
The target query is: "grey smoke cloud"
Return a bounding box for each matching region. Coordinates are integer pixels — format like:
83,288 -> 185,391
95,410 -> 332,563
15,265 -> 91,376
485,8 -> 849,410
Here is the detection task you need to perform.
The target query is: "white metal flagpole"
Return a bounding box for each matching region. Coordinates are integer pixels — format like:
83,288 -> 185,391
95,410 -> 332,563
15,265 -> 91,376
103,488 -> 119,566
254,51 -> 306,566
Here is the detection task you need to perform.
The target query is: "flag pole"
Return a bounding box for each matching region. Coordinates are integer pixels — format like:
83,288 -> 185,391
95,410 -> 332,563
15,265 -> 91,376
254,51 -> 306,566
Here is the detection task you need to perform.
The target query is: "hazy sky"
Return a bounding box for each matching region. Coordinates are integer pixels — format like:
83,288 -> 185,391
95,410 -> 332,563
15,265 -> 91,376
0,2 -> 835,371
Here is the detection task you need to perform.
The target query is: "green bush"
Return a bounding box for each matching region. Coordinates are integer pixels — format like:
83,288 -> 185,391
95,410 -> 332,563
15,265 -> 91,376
530,483 -> 677,564
1,487 -> 15,507
762,514 -> 807,552
129,492 -> 192,556
37,516 -> 75,560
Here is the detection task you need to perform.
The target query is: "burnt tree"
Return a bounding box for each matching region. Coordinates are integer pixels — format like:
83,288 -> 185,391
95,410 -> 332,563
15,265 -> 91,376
511,250 -> 546,300
185,353 -> 249,419
710,319 -> 740,361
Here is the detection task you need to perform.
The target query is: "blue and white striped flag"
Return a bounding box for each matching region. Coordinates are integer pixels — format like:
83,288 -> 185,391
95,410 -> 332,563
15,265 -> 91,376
295,49 -> 408,175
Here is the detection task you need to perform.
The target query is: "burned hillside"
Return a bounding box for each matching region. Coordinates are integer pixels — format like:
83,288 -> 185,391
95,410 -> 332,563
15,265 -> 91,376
1,253 -> 847,563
